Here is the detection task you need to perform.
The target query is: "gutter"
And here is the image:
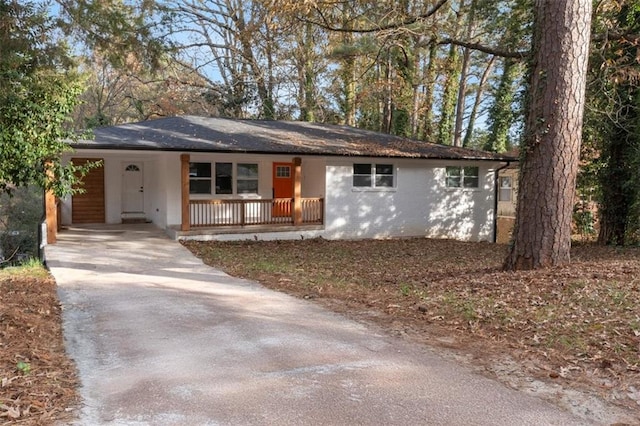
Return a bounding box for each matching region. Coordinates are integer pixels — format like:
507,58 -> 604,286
493,161 -> 512,243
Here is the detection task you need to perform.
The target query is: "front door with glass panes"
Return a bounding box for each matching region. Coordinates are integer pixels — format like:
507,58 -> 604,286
272,162 -> 293,217
122,162 -> 144,212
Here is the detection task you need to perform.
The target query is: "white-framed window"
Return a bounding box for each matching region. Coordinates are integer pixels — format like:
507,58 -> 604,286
446,166 -> 479,188
237,163 -> 259,194
189,162 -> 212,194
499,176 -> 512,201
190,162 -> 259,195
275,165 -> 291,178
215,162 -> 233,194
353,163 -> 394,188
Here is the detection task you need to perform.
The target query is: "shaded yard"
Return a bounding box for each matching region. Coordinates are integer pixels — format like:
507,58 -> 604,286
184,238 -> 640,418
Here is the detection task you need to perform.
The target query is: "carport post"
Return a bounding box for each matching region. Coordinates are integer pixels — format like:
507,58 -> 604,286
293,157 -> 302,226
45,162 -> 57,244
181,154 -> 190,231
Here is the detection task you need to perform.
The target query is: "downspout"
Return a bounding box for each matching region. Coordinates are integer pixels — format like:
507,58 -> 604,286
493,161 -> 511,243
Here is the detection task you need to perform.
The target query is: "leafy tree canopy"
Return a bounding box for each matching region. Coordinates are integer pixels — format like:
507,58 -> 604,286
0,0 -> 89,197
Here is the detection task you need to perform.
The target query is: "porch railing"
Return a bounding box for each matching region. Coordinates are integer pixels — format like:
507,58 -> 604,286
189,198 -> 324,228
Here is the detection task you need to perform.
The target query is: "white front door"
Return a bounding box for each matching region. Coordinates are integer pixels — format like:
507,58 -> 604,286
122,162 -> 144,213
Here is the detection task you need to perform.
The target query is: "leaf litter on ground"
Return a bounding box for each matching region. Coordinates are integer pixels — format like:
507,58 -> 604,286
184,238 -> 640,421
0,266 -> 79,425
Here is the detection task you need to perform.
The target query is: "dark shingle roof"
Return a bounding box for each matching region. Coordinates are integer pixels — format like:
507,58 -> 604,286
73,116 -> 516,161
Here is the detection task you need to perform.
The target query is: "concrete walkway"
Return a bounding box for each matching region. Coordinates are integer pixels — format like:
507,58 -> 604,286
46,225 -> 596,425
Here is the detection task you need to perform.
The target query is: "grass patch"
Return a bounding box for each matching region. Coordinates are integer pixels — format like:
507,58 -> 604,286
0,258 -> 49,279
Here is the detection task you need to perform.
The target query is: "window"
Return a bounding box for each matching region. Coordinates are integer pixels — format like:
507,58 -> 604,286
237,163 -> 259,194
190,162 -> 259,195
499,176 -> 512,201
189,162 -> 212,194
446,166 -> 479,188
215,162 -> 232,194
275,165 -> 290,178
353,163 -> 394,188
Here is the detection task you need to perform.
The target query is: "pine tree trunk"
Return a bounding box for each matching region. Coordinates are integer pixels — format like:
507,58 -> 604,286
453,46 -> 471,147
437,43 -> 460,145
485,58 -> 518,152
421,42 -> 437,141
463,55 -> 495,147
505,0 -> 592,270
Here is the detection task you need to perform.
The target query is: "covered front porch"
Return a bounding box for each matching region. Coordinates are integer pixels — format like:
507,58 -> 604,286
178,154 -> 325,234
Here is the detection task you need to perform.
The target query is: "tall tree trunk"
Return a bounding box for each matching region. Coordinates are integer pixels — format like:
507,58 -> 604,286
463,55 -> 495,147
382,50 -> 393,133
437,43 -> 460,145
505,0 -> 592,270
485,58 -> 518,152
453,45 -> 471,147
299,22 -> 315,122
422,41 -> 437,141
233,4 -> 275,120
410,40 -> 422,139
340,4 -> 356,126
453,0 -> 476,147
597,86 -> 639,245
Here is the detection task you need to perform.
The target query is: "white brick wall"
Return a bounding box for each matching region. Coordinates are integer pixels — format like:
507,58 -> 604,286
63,151 -> 499,242
322,158 -> 496,242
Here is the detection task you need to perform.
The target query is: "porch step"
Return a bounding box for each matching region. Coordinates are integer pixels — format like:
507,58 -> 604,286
121,218 -> 148,224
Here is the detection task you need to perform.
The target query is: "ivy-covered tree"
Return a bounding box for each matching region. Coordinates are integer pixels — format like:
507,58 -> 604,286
586,1 -> 640,245
0,0 -> 87,197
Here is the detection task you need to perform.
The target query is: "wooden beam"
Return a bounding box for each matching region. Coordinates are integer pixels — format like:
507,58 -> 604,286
293,157 -> 302,226
45,190 -> 57,244
44,162 -> 57,244
180,154 -> 190,231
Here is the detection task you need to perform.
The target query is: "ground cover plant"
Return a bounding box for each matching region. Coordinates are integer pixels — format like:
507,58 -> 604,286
184,238 -> 640,420
0,262 -> 78,424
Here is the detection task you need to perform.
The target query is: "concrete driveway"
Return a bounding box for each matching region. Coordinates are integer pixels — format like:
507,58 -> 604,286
46,225 -> 596,425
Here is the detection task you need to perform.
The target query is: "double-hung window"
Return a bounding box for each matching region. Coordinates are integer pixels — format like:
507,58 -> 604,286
189,163 -> 212,194
445,166 -> 479,188
189,162 -> 259,195
237,163 -> 259,194
353,163 -> 394,188
499,176 -> 512,201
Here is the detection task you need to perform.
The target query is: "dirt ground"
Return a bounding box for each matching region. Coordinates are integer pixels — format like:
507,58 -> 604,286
184,238 -> 640,424
0,266 -> 78,425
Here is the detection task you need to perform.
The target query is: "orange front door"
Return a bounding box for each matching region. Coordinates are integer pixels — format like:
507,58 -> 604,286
272,162 -> 293,217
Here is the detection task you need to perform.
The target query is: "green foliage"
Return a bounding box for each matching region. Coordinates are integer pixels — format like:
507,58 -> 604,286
0,187 -> 43,266
485,59 -> 520,152
584,1 -> 640,245
16,361 -> 31,375
573,204 -> 596,240
0,1 -> 89,197
437,44 -> 461,145
60,0 -> 166,73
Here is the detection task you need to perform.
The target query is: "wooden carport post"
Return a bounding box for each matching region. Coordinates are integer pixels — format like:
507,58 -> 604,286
293,157 -> 302,226
180,154 -> 190,231
45,190 -> 57,244
45,162 -> 57,244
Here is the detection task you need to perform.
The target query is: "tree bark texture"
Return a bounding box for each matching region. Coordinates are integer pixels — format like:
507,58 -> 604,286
505,0 -> 592,270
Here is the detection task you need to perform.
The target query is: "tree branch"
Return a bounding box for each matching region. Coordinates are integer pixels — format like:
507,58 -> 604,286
438,38 -> 528,60
303,0 -> 448,33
